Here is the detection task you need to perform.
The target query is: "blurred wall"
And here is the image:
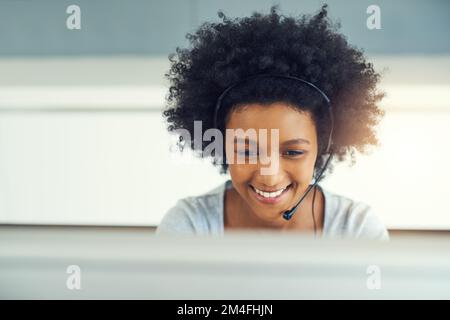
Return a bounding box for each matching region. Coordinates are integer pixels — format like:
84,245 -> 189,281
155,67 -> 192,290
0,0 -> 449,56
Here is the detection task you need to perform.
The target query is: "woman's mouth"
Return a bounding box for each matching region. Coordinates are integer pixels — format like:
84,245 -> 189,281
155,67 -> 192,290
249,183 -> 292,204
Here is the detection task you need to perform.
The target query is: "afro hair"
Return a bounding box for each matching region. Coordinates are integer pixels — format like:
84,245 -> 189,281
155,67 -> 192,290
163,4 -> 385,179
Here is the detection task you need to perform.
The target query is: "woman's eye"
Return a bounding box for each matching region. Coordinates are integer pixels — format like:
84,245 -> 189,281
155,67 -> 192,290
284,150 -> 305,157
235,150 -> 305,157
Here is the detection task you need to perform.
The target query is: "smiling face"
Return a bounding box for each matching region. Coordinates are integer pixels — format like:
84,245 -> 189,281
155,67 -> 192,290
225,102 -> 319,225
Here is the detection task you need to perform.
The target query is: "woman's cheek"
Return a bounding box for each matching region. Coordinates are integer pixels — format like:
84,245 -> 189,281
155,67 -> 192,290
284,159 -> 315,185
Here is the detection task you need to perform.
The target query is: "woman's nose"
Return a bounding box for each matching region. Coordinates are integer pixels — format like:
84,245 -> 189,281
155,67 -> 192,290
255,170 -> 287,188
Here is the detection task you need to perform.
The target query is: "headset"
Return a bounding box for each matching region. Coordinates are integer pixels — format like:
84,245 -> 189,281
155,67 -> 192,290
213,74 -> 334,233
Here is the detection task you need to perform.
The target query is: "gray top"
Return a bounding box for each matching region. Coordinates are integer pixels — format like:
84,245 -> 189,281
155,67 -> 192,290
156,180 -> 389,240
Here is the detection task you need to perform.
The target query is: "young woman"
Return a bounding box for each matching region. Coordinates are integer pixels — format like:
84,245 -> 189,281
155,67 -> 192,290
156,5 -> 388,239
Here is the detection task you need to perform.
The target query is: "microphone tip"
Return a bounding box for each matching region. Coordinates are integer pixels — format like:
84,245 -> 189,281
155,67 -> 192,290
283,211 -> 292,221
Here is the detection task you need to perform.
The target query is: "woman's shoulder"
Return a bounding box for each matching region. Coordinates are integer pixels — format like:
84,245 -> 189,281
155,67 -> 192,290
322,187 -> 389,240
155,181 -> 227,235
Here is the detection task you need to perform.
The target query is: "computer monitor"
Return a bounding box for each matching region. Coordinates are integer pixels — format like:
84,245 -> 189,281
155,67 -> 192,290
1,225 -> 449,299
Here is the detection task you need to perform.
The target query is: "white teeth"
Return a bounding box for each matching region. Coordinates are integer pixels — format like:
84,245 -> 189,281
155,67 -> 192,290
253,186 -> 287,198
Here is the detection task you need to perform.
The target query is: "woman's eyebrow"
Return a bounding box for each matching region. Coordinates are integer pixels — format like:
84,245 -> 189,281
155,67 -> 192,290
282,138 -> 310,145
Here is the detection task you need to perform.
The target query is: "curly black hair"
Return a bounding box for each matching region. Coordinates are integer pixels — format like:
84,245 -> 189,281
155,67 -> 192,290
163,4 -> 385,179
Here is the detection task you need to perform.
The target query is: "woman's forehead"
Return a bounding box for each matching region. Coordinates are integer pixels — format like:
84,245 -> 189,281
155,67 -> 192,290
226,103 -> 316,129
